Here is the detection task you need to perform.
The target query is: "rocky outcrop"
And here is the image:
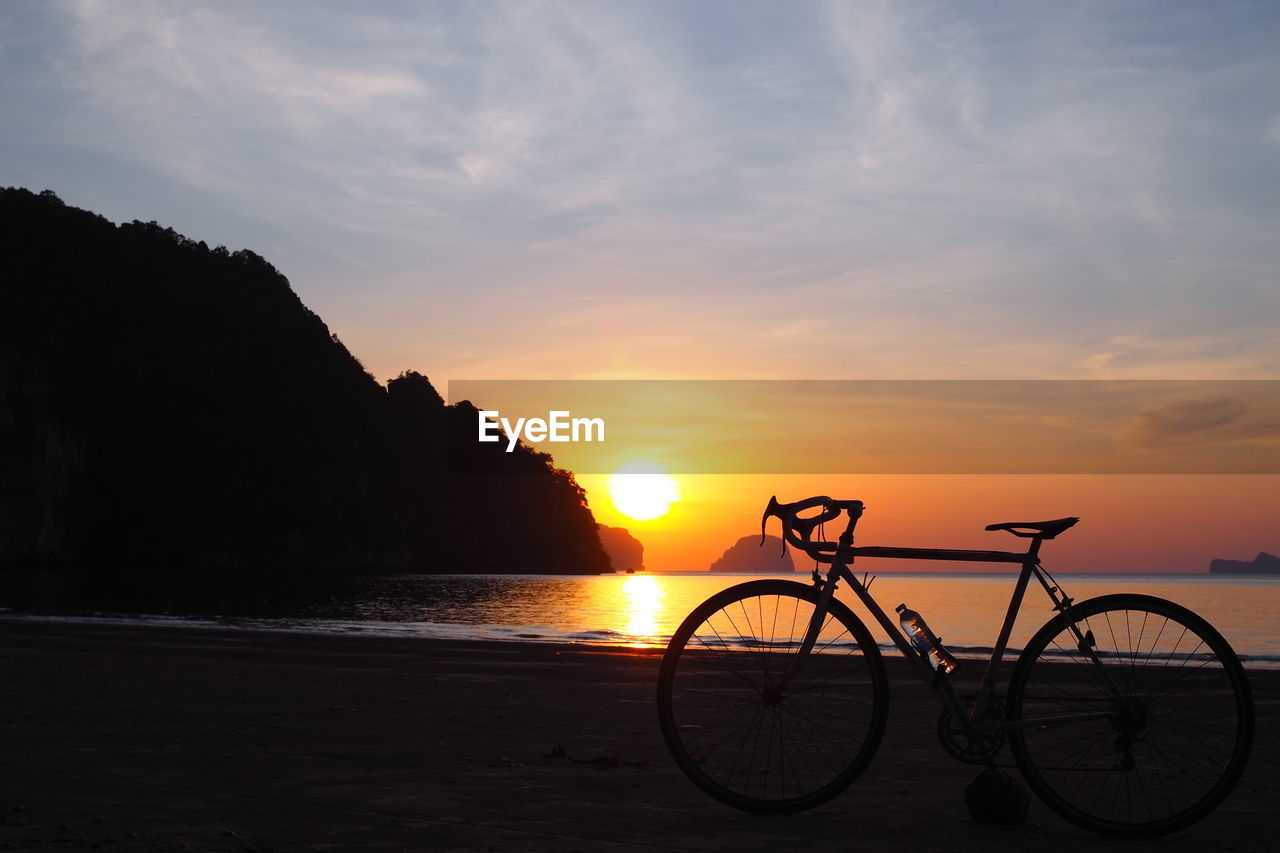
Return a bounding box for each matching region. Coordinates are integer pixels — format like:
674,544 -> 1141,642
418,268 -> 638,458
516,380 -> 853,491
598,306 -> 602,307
1209,552 -> 1280,574
709,535 -> 796,572
598,525 -> 644,572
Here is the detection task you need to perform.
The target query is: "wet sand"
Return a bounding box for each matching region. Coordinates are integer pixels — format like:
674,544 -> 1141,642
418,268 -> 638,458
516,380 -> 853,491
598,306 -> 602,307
1,620 -> 1275,852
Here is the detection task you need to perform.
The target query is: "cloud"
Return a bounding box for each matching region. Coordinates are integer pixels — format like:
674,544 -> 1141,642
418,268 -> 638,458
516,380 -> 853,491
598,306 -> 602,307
3,1 -> 1278,380
1121,396 -> 1280,449
1077,334 -> 1280,379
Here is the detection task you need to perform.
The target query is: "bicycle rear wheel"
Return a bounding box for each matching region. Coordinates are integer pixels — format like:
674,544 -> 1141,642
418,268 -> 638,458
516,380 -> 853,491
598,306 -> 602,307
657,580 -> 888,813
1008,594 -> 1253,836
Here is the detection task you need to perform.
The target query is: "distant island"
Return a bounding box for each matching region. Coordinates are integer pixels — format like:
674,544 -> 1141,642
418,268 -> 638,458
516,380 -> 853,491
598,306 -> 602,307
0,188 -> 613,609
710,535 -> 796,572
597,525 -> 644,572
1209,552 -> 1280,574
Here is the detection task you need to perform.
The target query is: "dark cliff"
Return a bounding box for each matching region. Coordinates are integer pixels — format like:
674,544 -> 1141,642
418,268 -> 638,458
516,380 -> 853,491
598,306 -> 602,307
0,188 -> 609,605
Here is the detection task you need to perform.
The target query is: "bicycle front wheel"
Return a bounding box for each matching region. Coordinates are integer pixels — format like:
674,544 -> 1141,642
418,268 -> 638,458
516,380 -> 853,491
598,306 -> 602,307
657,580 -> 888,813
1008,594 -> 1253,836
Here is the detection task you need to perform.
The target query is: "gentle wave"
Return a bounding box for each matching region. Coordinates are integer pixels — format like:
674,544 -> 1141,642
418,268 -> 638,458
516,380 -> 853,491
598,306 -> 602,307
5,571 -> 1279,667
6,611 -> 1280,670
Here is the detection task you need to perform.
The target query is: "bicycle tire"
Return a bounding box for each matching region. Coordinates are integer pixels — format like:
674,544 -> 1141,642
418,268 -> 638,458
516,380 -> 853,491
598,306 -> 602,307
1007,594 -> 1253,836
657,580 -> 888,813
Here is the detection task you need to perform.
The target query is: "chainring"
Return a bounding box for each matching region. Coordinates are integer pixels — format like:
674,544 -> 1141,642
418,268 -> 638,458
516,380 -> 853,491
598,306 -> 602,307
937,696 -> 1006,764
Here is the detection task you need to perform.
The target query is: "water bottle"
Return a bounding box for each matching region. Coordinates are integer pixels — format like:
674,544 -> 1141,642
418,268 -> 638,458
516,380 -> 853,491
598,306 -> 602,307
897,603 -> 959,674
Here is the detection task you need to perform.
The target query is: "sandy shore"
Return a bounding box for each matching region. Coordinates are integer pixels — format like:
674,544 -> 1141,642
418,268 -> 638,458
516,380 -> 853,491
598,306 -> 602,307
1,620 -> 1274,852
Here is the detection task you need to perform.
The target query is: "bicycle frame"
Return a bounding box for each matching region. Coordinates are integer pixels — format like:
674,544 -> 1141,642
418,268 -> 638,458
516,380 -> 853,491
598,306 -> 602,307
787,535 -> 1110,740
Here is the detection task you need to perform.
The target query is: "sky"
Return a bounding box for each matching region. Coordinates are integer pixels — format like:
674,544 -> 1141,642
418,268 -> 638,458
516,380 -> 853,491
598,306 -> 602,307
3,1 -> 1279,570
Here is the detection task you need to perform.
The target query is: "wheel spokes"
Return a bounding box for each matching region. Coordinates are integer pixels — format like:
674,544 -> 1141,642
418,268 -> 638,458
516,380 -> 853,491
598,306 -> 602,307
1012,598 -> 1250,834
661,584 -> 886,810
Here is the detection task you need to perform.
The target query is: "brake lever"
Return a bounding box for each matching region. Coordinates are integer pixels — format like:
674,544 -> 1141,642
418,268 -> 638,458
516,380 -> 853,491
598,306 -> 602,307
761,496 -> 783,546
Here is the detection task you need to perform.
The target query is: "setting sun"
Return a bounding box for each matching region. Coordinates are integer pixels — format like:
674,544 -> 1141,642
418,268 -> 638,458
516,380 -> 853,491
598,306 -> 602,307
607,461 -> 681,521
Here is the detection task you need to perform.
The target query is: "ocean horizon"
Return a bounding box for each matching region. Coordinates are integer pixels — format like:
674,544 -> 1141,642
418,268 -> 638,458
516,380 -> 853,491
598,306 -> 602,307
6,570 -> 1278,666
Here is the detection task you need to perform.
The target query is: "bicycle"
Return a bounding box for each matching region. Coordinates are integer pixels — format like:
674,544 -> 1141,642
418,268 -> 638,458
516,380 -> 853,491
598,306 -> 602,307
656,496 -> 1254,837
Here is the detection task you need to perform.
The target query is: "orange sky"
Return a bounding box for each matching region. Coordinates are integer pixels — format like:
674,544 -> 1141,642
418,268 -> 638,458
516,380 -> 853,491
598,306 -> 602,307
464,381 -> 1280,573
578,474 -> 1279,574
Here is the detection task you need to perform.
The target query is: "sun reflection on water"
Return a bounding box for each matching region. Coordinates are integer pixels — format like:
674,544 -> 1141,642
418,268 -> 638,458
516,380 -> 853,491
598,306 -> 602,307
620,575 -> 664,646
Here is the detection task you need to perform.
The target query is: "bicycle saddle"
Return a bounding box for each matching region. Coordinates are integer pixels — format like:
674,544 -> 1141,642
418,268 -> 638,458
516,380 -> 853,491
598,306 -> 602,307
984,517 -> 1079,539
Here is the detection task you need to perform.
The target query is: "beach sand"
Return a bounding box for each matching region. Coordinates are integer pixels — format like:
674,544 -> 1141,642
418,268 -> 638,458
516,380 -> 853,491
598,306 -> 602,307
1,620 -> 1274,852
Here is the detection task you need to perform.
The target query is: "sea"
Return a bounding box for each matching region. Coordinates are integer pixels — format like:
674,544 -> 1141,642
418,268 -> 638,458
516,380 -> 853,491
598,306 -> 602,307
5,571 -> 1279,668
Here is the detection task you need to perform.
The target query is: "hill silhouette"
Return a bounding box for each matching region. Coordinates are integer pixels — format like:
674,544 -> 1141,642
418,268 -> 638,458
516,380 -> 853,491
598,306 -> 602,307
709,535 -> 796,572
0,188 -> 609,608
1210,552 -> 1280,574
597,525 -> 644,572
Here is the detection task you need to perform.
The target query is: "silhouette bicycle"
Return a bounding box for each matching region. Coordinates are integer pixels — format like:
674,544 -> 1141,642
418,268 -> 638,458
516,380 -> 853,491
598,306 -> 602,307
656,496 -> 1253,837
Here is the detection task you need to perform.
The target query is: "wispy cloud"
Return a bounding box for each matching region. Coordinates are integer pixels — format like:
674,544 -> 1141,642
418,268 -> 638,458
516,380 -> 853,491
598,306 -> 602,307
1121,395 -> 1280,450
3,0 -> 1277,380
